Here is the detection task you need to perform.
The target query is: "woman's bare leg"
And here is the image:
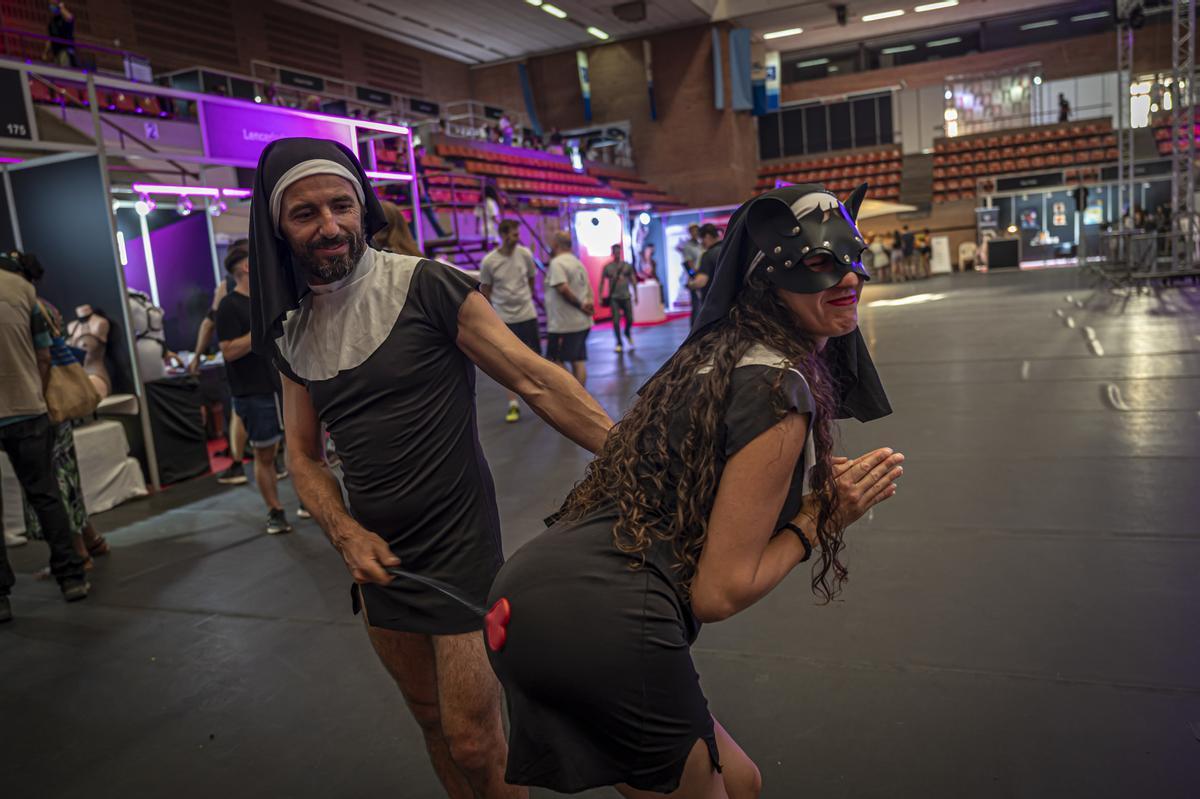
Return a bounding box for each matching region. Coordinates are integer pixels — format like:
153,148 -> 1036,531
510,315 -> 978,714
615,717 -> 760,799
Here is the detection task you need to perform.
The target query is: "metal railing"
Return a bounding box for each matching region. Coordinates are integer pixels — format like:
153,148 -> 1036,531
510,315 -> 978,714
0,25 -> 145,78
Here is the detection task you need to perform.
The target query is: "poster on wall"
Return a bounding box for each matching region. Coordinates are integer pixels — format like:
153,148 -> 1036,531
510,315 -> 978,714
1053,214 -> 1067,226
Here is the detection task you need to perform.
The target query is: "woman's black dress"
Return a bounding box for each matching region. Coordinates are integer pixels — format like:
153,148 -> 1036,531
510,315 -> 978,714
487,351 -> 816,793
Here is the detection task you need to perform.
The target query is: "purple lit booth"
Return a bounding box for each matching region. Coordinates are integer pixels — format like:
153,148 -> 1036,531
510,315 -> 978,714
0,56 -> 420,499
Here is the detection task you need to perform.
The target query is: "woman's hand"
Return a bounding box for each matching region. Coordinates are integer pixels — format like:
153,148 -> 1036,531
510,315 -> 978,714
831,447 -> 904,528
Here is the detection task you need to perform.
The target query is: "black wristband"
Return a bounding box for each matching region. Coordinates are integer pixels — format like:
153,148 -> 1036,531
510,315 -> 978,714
780,522 -> 813,563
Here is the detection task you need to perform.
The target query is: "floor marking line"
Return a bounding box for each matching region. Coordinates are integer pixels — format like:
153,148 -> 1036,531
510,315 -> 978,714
1020,360 -> 1031,380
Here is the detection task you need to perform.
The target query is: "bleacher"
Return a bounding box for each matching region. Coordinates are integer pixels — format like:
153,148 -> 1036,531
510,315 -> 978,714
432,141 -> 683,207
28,77 -> 172,118
1153,113 -> 1200,156
932,120 -> 1116,203
756,147 -> 902,200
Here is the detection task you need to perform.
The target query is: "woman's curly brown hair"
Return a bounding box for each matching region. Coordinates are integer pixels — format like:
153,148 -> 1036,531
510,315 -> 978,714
556,269 -> 849,602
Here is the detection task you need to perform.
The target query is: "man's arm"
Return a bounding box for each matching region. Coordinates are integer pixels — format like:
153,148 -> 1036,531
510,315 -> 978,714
189,316 -> 216,373
554,282 -> 594,315
281,374 -> 400,584
218,333 -> 253,362
456,292 -> 611,453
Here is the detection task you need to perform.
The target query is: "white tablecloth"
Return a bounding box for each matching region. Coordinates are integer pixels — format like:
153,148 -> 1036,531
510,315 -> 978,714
633,280 -> 666,324
2,419 -> 148,536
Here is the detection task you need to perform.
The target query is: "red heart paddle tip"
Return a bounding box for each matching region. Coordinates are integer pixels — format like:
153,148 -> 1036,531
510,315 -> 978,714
484,597 -> 511,652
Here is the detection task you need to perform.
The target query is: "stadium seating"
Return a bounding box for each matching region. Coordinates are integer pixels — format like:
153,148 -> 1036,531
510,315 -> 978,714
931,119 -> 1115,203
755,148 -> 903,200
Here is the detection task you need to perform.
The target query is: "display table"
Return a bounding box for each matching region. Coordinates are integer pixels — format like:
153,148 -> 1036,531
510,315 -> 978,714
1,419 -> 148,536
633,280 -> 666,324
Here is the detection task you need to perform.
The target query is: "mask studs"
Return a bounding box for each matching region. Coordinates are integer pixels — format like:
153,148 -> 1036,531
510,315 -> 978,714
791,226 -> 800,235
773,245 -> 782,254
801,245 -> 810,254
766,265 -> 775,273
843,254 -> 851,262
783,259 -> 793,267
823,241 -> 831,248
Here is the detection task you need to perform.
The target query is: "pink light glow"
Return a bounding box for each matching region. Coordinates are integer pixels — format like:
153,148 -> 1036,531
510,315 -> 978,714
221,188 -> 253,198
365,171 -> 414,182
132,183 -> 221,197
0,157 -> 23,164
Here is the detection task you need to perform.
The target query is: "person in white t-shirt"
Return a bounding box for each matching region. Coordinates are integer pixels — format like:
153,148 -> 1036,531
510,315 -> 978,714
480,219 -> 540,423
545,231 -> 594,386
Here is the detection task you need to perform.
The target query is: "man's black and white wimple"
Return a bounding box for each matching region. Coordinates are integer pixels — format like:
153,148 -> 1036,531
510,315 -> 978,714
743,183 -> 872,295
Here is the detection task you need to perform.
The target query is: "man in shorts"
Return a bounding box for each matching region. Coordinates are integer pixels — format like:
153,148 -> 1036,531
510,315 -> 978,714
545,231 -> 594,386
479,220 -> 540,423
215,248 -> 292,535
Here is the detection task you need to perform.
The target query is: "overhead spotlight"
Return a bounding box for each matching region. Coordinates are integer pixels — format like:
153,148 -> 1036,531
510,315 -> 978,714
134,196 -> 155,216
208,200 -> 227,218
1007,225 -> 1018,234
586,26 -> 610,40
541,3 -> 567,18
254,95 -> 263,103
178,197 -> 194,216
1033,75 -> 1043,85
638,212 -> 651,225
945,89 -> 953,100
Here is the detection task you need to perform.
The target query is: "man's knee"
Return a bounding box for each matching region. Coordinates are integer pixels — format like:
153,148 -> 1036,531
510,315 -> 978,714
253,443 -> 277,463
406,697 -> 444,738
443,723 -> 502,775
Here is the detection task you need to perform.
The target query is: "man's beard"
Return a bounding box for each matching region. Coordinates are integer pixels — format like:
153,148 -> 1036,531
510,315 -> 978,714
294,227 -> 368,284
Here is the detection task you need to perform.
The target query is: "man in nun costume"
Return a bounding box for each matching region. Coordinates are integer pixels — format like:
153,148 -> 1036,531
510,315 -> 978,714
248,137 -> 612,798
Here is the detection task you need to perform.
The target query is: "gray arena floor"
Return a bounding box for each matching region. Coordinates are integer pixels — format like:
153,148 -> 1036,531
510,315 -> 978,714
3,267 -> 1198,798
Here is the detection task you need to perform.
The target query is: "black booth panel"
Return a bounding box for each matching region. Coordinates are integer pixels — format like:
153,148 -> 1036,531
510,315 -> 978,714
8,155 -> 134,394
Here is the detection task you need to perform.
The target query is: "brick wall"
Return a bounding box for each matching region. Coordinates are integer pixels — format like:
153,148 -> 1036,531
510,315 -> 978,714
7,0 -> 471,102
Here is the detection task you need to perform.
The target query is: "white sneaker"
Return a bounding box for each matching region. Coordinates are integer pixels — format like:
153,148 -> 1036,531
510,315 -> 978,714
626,337 -> 635,351
4,530 -> 28,548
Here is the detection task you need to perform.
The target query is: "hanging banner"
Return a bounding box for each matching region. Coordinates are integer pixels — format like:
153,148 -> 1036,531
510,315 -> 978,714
712,29 -> 725,110
765,51 -> 781,112
643,40 -> 657,121
576,50 -> 592,122
518,63 -> 543,136
729,29 -> 753,111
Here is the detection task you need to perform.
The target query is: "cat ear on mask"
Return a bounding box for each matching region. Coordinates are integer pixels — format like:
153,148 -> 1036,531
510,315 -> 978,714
746,194 -> 803,252
844,182 -> 869,221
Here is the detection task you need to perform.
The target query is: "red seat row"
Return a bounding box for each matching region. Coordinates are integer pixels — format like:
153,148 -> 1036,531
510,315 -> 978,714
464,160 -> 602,187
933,120 -> 1111,154
760,148 -> 902,178
29,78 -> 170,117
496,178 -> 624,200
436,143 -> 575,172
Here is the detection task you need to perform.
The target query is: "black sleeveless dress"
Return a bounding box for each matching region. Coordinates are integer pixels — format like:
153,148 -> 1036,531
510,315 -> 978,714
486,354 -> 815,793
277,255 -> 503,635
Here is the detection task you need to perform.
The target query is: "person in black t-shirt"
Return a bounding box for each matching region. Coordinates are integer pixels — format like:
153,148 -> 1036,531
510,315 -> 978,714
44,2 -> 76,68
215,248 -> 293,536
687,223 -> 722,328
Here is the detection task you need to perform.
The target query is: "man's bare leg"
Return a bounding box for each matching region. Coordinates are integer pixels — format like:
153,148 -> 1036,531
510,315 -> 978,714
366,624 -> 473,799
572,361 -> 587,387
252,443 -> 282,511
434,632 -> 526,799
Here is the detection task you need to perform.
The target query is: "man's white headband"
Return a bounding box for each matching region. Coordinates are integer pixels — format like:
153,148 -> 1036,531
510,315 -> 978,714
269,159 -> 365,234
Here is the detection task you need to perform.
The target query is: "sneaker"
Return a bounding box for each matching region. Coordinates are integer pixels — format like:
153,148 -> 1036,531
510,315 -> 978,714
275,451 -> 289,480
61,579 -> 90,602
265,508 -> 293,535
505,404 -> 520,424
216,462 -> 248,485
0,595 -> 11,623
297,505 -> 312,520
614,344 -> 623,353
626,337 -> 635,352
3,530 -> 28,548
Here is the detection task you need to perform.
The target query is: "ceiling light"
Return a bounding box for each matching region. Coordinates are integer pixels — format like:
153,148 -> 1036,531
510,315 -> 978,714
828,65 -> 840,72
927,36 -> 962,47
541,3 -> 567,18
638,212 -> 651,225
915,0 -> 958,10
1033,75 -> 1042,85
763,27 -> 804,40
944,89 -> 953,100
177,197 -> 194,216
1019,19 -> 1058,30
1070,11 -> 1110,22
796,57 -> 830,68
586,26 -> 610,40
862,9 -> 904,22
882,44 -> 916,54
524,0 -> 542,5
